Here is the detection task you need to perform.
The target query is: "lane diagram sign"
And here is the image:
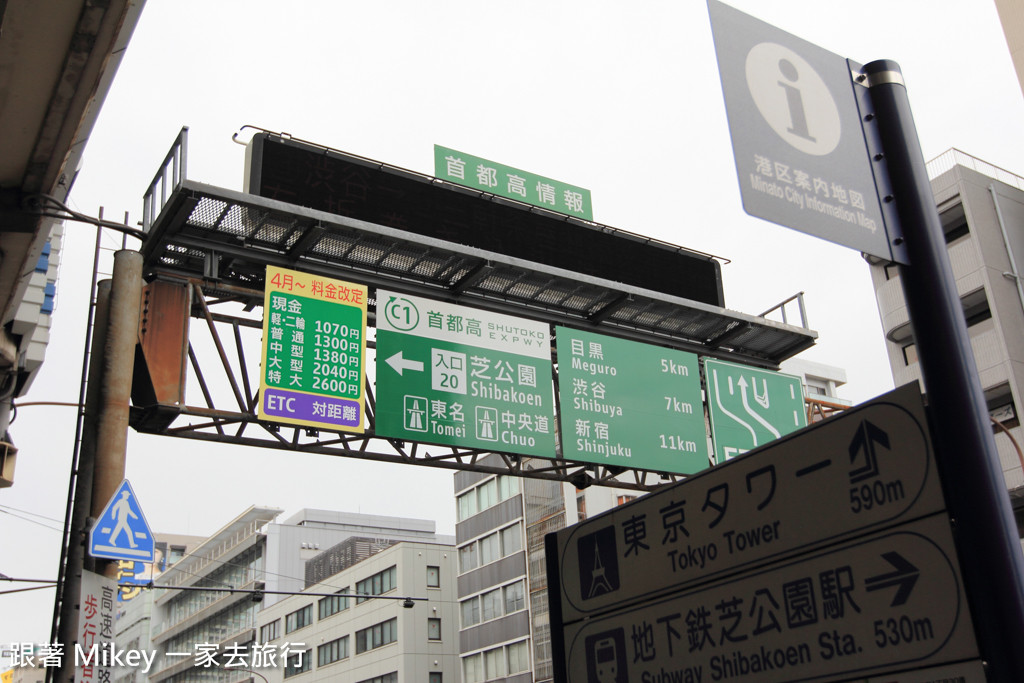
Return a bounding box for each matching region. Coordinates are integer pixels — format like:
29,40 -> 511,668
549,384 -> 945,623
704,358 -> 806,463
89,479 -> 155,562
555,327 -> 707,474
258,266 -> 368,433
559,515 -> 977,683
375,290 -> 556,457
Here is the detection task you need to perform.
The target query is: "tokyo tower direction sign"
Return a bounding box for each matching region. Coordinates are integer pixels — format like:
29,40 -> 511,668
374,290 -> 557,457
546,384 -> 978,683
547,384 -> 946,623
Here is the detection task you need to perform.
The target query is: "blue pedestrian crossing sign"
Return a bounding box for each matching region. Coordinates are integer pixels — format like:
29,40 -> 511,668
89,479 -> 155,562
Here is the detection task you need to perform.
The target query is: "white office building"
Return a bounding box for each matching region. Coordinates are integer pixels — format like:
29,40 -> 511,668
866,150 -> 1024,490
254,540 -> 459,683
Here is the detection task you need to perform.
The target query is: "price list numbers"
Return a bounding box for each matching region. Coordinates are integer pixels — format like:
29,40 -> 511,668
259,266 -> 367,433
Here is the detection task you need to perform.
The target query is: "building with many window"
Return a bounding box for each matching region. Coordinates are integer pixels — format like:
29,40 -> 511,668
254,540 -> 459,683
454,459 -> 644,683
866,150 -> 1024,490
137,507 -> 452,683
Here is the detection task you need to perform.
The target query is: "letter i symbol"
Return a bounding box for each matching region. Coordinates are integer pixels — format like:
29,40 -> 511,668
777,58 -> 815,142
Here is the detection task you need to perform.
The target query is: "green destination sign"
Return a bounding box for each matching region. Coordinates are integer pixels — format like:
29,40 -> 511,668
375,290 -> 556,457
704,358 -> 806,464
434,144 -> 593,221
555,327 -> 707,474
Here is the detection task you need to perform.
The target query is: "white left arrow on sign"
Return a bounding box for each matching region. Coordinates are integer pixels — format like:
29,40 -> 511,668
386,351 -> 424,375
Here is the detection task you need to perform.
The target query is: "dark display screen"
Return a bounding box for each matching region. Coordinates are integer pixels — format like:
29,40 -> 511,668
246,134 -> 724,307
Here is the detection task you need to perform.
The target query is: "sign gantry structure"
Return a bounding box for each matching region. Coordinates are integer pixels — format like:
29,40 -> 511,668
128,127 -> 817,491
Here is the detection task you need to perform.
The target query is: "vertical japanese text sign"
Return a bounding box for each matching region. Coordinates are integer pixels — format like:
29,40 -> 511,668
375,290 -> 557,457
258,266 -> 368,433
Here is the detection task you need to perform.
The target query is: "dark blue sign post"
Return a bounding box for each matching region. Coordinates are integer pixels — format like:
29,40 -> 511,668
705,3 -> 1024,679
861,59 -> 1024,682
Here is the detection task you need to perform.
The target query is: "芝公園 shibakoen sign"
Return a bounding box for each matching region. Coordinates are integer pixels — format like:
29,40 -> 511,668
434,144 -> 594,221
555,327 -> 707,474
704,358 -> 807,464
258,266 -> 367,432
374,290 -> 557,457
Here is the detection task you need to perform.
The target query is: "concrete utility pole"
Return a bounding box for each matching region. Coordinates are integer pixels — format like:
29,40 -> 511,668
52,250 -> 143,683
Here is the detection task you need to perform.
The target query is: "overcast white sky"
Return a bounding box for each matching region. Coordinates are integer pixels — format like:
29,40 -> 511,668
3,0 -> 1023,654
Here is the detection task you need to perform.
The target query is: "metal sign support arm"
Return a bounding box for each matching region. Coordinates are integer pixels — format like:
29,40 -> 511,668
862,58 -> 1024,681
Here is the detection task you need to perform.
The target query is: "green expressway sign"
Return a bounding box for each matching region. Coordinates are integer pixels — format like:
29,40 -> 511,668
556,327 -> 708,475
434,144 -> 593,221
375,290 -> 556,457
704,358 -> 806,463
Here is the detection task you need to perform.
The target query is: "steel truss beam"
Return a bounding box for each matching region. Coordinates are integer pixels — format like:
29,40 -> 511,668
131,276 -> 684,493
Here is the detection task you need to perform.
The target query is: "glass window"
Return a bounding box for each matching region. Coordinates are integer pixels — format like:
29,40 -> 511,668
507,640 -> 530,674
428,617 -> 442,640
319,589 -> 349,619
501,523 -> 522,555
284,649 -> 312,678
498,474 -> 520,499
461,596 -> 480,628
479,533 -> 500,566
317,636 -> 349,666
355,617 -> 398,654
463,653 -> 483,683
429,674 -> 443,683
477,477 -> 497,510
484,647 -> 506,680
481,589 -> 502,622
427,565 -> 440,588
356,566 -> 396,603
458,490 -> 478,520
259,619 -> 280,642
357,674 -> 397,683
285,605 -> 313,634
504,580 -> 525,614
459,543 -> 478,573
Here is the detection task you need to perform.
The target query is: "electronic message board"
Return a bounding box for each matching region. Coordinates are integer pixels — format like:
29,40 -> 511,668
245,133 -> 725,306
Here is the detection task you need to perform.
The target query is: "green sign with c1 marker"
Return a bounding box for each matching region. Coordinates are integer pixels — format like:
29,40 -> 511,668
375,290 -> 556,457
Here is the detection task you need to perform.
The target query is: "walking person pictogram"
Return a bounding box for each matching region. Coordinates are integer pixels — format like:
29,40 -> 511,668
108,490 -> 139,549
89,479 -> 155,562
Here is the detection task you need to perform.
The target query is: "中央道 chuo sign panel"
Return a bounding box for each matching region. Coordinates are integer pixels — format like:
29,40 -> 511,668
258,266 -> 367,432
375,290 -> 556,456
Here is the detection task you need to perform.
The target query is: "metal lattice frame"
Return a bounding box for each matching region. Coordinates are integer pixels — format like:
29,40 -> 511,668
131,131 -> 819,492
134,277 -> 682,492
